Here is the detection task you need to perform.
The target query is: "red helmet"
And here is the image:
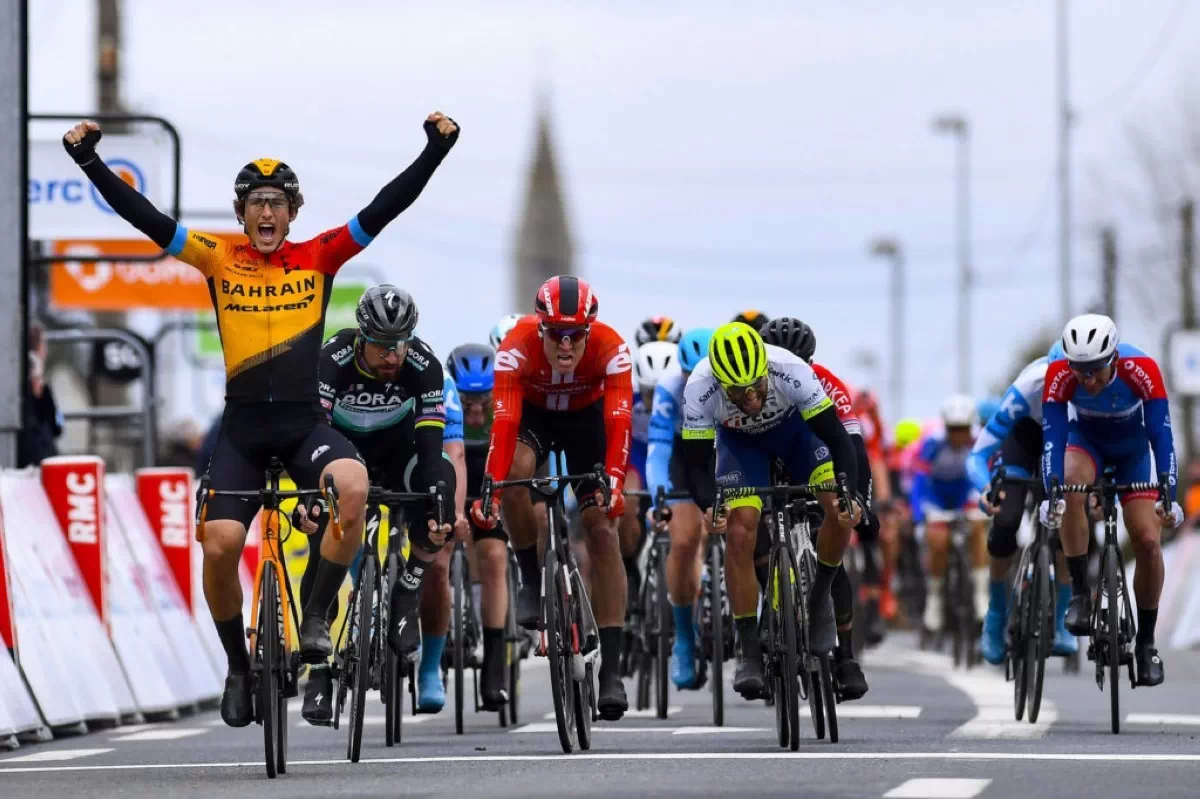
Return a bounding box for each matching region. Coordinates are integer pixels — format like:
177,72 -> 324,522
534,275 -> 599,327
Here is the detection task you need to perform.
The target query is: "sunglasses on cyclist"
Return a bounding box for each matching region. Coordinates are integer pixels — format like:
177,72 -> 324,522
245,194 -> 290,210
724,376 -> 768,403
363,335 -> 411,356
539,324 -> 589,345
1069,356 -> 1114,379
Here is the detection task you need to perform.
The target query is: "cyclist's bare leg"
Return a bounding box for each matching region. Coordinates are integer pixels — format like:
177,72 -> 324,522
725,506 -> 761,618
419,543 -> 452,637
1123,498 -> 1164,614
317,457 -> 369,564
619,470 -> 643,560
580,505 -> 626,628
925,521 -> 950,577
478,538 -> 508,627
202,520 -> 249,622
1060,450 -> 1096,559
815,493 -> 851,565
666,502 -> 703,607
500,442 -> 538,553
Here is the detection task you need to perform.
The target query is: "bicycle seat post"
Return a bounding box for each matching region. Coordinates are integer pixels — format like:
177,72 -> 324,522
265,457 -> 285,512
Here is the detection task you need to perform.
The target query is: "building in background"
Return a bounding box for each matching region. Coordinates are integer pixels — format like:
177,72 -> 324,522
513,98 -> 574,310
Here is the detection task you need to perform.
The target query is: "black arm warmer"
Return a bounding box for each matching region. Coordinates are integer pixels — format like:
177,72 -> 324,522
681,437 -> 717,510
355,144 -> 449,238
81,159 -> 177,248
414,424 -> 451,510
807,406 -> 859,498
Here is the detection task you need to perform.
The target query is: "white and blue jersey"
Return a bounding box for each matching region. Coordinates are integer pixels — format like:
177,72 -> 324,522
966,356 -> 1049,492
646,362 -> 687,498
911,435 -> 976,523
443,376 -> 463,444
630,392 -> 650,481
1042,342 -> 1176,501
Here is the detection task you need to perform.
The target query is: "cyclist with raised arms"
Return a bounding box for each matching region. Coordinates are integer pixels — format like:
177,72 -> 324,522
762,316 -> 875,696
62,113 -> 459,728
681,322 -> 861,699
645,328 -> 712,690
445,342 -> 512,709
967,342 -> 1075,665
1042,314 -> 1182,686
470,275 -> 635,720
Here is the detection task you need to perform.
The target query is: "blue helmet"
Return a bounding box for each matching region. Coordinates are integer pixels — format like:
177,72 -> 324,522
976,396 -> 1002,427
446,343 -> 495,393
678,327 -> 714,373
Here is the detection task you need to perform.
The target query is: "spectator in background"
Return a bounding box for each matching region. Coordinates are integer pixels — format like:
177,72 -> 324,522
18,323 -> 63,467
159,418 -> 205,469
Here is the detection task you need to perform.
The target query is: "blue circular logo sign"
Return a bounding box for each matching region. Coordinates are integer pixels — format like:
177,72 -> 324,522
90,159 -> 146,215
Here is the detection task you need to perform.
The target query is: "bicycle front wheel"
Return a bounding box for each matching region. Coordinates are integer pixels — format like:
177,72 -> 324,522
1027,544 -> 1051,724
772,547 -> 801,751
819,653 -> 838,744
654,543 -> 671,720
708,540 -> 725,727
347,555 -> 374,763
544,548 -> 577,753
451,545 -> 467,735
1011,555 -> 1029,722
259,561 -> 282,779
505,552 -> 522,726
1105,547 -> 1121,735
383,553 -> 403,746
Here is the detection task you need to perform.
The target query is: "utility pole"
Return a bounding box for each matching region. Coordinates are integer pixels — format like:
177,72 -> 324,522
1057,0 -> 1073,321
1182,200 -> 1196,464
1101,226 -> 1116,319
932,115 -> 972,393
870,238 -> 905,417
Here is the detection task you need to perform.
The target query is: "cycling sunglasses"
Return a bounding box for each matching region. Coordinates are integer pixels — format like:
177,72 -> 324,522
539,324 -> 589,345
724,376 -> 768,403
1069,356 -> 1115,379
362,335 -> 411,356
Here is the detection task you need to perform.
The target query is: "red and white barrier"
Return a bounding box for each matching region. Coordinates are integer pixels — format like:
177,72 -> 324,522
0,469 -> 121,727
107,474 -> 221,703
0,500 -> 46,738
39,458 -> 181,716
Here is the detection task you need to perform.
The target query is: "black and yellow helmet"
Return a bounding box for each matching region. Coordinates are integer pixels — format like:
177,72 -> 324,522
234,158 -> 301,201
709,322 -> 768,387
731,309 -> 770,332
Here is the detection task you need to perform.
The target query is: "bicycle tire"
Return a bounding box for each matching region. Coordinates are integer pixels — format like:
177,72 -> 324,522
1011,555 -> 1029,722
347,556 -> 373,762
709,539 -> 725,727
1027,544 -> 1050,724
259,561 -> 280,780
819,654 -> 838,744
846,545 -> 867,659
765,552 -> 788,748
384,553 -> 402,746
452,545 -> 466,735
655,542 -> 671,720
797,552 -> 823,741
506,556 -> 522,726
277,686 -> 288,774
544,548 -> 577,753
776,547 -> 801,751
1106,547 -> 1120,735
572,574 -> 594,751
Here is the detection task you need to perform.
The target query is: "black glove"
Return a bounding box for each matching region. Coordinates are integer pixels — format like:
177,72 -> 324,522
291,497 -> 328,537
424,118 -> 460,151
63,128 -> 102,166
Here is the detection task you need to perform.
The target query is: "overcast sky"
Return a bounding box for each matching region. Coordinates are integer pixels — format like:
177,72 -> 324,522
28,0 -> 1200,420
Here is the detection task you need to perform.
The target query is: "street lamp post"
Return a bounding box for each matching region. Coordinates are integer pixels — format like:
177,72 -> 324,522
933,114 -> 972,394
870,238 -> 905,417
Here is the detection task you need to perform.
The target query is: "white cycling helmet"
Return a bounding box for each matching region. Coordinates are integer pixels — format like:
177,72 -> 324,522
489,313 -> 525,350
940,393 -> 976,428
1061,313 -> 1118,369
634,341 -> 677,392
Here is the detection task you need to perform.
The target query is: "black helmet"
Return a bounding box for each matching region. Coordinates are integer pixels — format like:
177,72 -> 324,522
762,316 -> 816,363
356,285 -> 418,342
234,158 -> 301,202
731,309 -> 770,332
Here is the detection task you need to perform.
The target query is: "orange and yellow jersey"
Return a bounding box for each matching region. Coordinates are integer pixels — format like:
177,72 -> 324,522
166,220 -> 372,403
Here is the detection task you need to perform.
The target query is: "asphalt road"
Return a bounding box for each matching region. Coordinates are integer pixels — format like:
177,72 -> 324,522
3,633 -> 1200,798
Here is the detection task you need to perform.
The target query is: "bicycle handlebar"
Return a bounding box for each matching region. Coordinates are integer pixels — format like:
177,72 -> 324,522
712,473 -> 852,528
479,465 -> 609,519
625,487 -> 691,527
369,482 -> 447,528
194,471 -> 344,544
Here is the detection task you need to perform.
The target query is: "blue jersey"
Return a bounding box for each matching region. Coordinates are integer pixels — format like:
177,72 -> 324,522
966,356 -> 1048,492
910,434 -> 975,523
1042,342 -> 1176,500
646,363 -> 687,497
443,376 -> 463,444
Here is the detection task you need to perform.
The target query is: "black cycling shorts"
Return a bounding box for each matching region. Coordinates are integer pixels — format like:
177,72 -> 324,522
205,401 -> 361,527
517,400 -> 607,511
988,427 -> 1044,559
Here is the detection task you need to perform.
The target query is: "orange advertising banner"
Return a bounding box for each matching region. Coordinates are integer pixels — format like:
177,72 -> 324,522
49,234 -> 246,311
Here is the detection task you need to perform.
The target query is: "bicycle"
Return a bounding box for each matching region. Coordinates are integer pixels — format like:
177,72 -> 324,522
1058,467 -> 1168,735
924,508 -> 980,668
988,469 -> 1053,723
624,488 -> 693,720
330,485 -> 442,762
715,474 -> 851,750
699,499 -> 733,727
194,458 -> 343,779
481,454 -> 604,754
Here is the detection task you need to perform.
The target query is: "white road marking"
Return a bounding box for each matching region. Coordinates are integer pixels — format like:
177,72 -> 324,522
884,778 -> 992,798
1,748 -> 114,763
511,723 -> 678,734
2,751 -> 1199,773
108,723 -> 162,734
866,647 -> 1056,739
672,726 -> 769,735
820,705 -> 921,719
1126,713 -> 1200,725
109,729 -> 208,742
542,706 -> 681,720
295,715 -> 433,728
